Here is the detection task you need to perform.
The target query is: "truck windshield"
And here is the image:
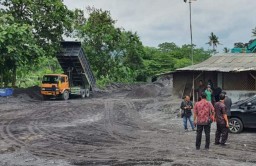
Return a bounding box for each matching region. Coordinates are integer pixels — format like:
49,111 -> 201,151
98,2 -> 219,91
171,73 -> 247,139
42,76 -> 59,84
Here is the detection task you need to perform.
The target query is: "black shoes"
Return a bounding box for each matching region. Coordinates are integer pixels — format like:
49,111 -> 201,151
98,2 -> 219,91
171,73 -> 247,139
214,142 -> 227,146
220,143 -> 226,146
196,147 -> 209,150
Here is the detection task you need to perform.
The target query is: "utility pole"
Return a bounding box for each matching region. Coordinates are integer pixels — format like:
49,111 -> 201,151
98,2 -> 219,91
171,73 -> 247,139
184,0 -> 196,103
184,0 -> 196,65
189,0 -> 193,66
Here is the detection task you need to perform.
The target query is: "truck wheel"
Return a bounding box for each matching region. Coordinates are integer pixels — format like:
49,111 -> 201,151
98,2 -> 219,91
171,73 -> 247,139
81,90 -> 86,98
62,90 -> 69,100
85,89 -> 90,98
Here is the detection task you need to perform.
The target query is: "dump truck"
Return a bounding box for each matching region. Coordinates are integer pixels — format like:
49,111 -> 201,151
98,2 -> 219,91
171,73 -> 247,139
40,41 -> 96,100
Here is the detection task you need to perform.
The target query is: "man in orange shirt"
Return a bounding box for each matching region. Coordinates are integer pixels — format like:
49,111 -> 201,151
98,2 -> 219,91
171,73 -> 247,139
194,92 -> 215,150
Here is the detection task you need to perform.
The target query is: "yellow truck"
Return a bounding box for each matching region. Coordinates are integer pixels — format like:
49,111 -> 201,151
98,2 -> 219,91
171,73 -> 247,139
40,42 -> 95,100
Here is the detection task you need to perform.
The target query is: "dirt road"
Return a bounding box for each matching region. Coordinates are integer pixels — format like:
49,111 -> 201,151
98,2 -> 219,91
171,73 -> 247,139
0,85 -> 256,166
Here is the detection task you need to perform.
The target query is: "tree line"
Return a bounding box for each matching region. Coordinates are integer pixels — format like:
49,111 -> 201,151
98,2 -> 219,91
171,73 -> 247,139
0,0 -> 74,87
74,7 -> 211,86
208,28 -> 256,54
0,1 -> 233,88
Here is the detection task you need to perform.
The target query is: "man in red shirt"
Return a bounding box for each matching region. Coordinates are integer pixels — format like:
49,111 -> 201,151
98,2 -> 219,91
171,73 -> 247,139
194,92 -> 215,150
214,93 -> 229,146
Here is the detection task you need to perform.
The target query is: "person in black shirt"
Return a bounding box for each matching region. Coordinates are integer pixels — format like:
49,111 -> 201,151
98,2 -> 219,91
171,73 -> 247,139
214,93 -> 229,146
196,80 -> 206,101
180,96 -> 195,131
222,91 -> 232,117
213,87 -> 222,103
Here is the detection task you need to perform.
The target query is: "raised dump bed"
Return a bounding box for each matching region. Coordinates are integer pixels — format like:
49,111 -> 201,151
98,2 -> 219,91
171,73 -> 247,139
57,41 -> 96,89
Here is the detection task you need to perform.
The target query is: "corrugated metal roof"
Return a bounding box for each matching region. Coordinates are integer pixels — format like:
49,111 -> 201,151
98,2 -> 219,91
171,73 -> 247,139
176,53 -> 256,72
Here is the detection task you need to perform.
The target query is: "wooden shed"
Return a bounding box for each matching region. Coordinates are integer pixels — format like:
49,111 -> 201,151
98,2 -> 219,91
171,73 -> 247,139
173,53 -> 256,102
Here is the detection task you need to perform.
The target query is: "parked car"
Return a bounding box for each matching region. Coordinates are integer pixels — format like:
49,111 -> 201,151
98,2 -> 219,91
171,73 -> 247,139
229,95 -> 256,133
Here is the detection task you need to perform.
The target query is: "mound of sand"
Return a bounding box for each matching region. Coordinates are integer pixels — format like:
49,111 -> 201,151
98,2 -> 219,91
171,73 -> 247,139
105,83 -> 144,91
126,84 -> 163,98
126,76 -> 173,99
4,79 -> 173,100
13,86 -> 42,100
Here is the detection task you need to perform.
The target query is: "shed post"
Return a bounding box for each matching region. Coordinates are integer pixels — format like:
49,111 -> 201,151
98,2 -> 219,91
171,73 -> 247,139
217,72 -> 223,88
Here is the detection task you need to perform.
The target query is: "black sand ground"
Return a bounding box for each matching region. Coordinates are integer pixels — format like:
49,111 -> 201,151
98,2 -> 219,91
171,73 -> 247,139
0,83 -> 255,166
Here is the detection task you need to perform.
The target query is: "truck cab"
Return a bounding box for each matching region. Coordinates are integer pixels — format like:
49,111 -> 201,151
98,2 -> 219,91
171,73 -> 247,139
41,74 -> 70,100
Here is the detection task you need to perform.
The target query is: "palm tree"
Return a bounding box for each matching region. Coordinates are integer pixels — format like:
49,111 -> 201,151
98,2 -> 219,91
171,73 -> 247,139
206,32 -> 220,53
252,27 -> 256,37
223,47 -> 230,53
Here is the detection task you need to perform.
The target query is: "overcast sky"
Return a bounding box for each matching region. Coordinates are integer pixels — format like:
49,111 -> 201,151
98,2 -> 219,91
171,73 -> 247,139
63,0 -> 256,52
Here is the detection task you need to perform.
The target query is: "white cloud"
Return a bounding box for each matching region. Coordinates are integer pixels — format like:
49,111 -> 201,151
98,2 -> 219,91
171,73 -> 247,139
64,0 -> 256,51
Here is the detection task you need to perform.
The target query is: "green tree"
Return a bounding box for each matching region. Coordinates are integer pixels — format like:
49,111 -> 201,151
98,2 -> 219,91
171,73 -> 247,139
234,42 -> 244,48
173,58 -> 192,69
0,14 -> 44,86
76,8 -> 121,78
223,47 -> 230,53
252,27 -> 256,37
75,8 -> 146,83
0,0 -> 74,86
16,56 -> 62,87
158,42 -> 178,53
0,0 -> 74,55
143,43 -> 210,78
119,31 -> 144,74
116,31 -> 146,81
206,32 -> 220,54
143,47 -> 175,76
193,48 -> 211,63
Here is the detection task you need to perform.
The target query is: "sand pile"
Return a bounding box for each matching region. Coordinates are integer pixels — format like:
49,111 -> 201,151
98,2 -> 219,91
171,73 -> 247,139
126,84 -> 163,98
105,83 -> 143,91
13,86 -> 42,100
126,75 -> 173,98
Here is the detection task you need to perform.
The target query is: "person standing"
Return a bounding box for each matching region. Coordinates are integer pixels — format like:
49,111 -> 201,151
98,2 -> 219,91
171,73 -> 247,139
214,93 -> 229,146
222,91 -> 232,117
180,96 -> 195,132
205,85 -> 213,102
207,79 -> 214,90
196,80 -> 206,101
194,92 -> 215,150
214,87 -> 222,103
